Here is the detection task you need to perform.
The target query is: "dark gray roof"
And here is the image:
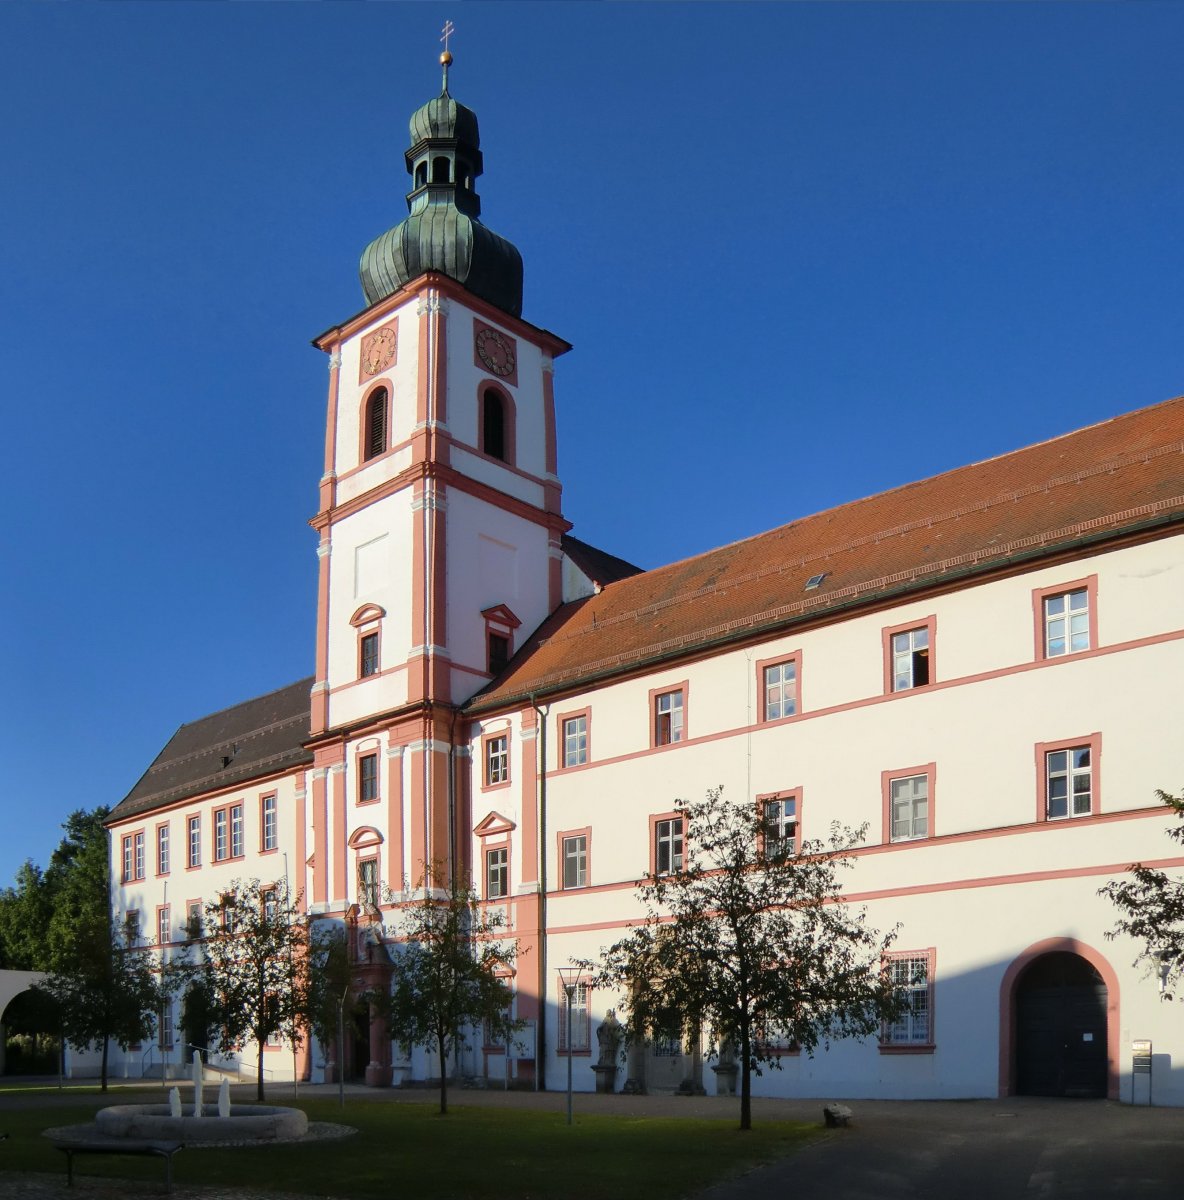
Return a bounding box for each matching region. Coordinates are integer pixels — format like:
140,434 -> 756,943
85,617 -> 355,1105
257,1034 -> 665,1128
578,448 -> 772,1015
359,87 -> 524,318
408,93 -> 480,147
107,678 -> 314,825
562,534 -> 644,587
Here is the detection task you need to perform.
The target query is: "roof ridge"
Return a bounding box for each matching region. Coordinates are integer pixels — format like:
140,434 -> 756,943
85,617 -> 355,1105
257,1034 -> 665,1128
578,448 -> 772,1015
174,676 -> 313,733
538,439 -> 1184,648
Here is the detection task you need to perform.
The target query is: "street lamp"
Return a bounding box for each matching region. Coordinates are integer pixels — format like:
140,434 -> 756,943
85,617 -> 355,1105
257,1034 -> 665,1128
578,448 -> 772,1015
556,965 -> 581,1126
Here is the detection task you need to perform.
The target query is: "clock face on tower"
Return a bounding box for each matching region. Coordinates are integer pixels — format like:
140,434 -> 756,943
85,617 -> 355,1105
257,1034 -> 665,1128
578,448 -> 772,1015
360,324 -> 397,378
475,326 -> 517,379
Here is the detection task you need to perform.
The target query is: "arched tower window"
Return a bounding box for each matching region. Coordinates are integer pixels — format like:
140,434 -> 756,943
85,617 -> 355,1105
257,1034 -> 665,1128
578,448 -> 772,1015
482,388 -> 506,462
432,156 -> 450,184
414,161 -> 427,188
363,387 -> 388,461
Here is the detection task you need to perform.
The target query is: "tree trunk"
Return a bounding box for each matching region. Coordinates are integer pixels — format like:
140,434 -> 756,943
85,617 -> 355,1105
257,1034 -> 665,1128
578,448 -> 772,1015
739,1026 -> 752,1132
100,1034 -> 109,1093
438,1038 -> 448,1115
257,1041 -> 265,1102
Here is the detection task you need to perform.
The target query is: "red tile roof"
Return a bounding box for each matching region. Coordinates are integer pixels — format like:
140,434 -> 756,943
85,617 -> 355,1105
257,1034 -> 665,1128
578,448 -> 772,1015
468,394 -> 1184,713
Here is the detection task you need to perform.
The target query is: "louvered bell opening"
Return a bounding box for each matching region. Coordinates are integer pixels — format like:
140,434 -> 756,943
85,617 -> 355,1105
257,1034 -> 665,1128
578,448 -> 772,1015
365,388 -> 388,461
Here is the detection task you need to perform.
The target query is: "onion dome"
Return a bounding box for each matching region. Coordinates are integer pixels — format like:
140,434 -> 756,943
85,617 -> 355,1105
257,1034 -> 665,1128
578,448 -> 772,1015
359,56 -> 524,317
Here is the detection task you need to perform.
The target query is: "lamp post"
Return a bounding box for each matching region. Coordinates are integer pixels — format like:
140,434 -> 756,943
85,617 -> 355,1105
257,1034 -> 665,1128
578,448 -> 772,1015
556,965 -> 581,1126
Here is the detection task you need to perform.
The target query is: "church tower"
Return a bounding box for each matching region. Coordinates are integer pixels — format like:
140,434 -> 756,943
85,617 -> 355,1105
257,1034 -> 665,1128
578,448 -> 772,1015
305,49 -> 570,907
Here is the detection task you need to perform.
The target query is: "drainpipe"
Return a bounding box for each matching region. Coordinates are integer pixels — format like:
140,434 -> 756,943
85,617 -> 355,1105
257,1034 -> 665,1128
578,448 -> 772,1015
530,693 -> 548,1090
448,706 -> 462,884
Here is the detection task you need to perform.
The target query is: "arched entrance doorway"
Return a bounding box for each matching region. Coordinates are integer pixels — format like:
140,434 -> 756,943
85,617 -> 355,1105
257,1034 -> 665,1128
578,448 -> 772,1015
1016,952 -> 1107,1097
999,938 -> 1118,1099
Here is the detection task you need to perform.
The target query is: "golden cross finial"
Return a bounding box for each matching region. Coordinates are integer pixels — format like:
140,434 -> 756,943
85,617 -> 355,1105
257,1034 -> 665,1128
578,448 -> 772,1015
440,19 -> 454,91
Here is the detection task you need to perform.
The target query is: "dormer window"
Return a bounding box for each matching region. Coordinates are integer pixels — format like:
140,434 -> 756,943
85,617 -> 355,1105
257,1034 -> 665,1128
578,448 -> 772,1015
364,387 -> 388,461
482,604 -> 521,678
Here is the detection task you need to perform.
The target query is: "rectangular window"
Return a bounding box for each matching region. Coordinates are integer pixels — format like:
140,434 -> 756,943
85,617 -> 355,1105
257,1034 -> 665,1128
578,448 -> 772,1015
761,792 -> 799,859
653,816 -> 684,875
261,887 -> 278,923
653,689 -> 685,746
214,809 -> 228,862
891,627 -> 930,690
558,980 -> 591,1054
261,794 -> 277,852
157,905 -> 170,946
125,910 -> 141,945
485,734 -> 509,787
157,825 -> 170,875
882,951 -> 934,1049
360,631 -> 379,677
358,753 -> 379,803
122,836 -> 134,884
890,774 -> 929,841
159,1003 -> 173,1050
230,804 -> 243,858
186,900 -> 202,941
762,659 -> 798,720
562,834 -> 588,889
1044,744 -> 1094,820
488,632 -> 510,676
755,1021 -> 799,1056
358,859 -> 379,907
562,714 -> 588,768
486,846 -> 508,899
187,815 -> 201,868
883,617 -> 935,693
134,831 -> 145,880
1033,577 -> 1096,661
1043,588 -> 1090,657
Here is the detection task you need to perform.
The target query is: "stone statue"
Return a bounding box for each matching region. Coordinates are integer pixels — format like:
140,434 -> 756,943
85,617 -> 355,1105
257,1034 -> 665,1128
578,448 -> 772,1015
217,1077 -> 231,1118
596,1008 -> 623,1067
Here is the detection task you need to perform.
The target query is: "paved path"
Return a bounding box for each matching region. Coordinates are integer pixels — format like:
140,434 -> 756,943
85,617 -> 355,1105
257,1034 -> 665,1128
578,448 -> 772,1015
701,1097 -> 1184,1200
3,1082 -> 1183,1198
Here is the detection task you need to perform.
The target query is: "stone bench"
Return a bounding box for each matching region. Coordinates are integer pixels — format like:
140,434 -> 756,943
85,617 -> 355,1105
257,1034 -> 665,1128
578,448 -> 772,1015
52,1138 -> 184,1192
823,1102 -> 853,1128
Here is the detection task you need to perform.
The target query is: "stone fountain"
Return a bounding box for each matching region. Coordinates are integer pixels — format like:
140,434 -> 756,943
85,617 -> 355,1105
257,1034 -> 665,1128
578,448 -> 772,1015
94,1051 -> 308,1145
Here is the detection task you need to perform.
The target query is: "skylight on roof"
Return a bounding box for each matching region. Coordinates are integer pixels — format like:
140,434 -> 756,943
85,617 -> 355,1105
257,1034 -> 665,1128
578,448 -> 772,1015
804,572 -> 827,591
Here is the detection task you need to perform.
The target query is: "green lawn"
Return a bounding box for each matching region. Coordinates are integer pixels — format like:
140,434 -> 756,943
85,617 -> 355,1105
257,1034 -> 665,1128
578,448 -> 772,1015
0,1092 -> 822,1200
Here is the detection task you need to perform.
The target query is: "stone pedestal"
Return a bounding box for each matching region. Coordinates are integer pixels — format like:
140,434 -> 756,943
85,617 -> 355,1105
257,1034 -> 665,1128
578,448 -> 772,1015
592,1064 -> 618,1094
711,1064 -> 738,1096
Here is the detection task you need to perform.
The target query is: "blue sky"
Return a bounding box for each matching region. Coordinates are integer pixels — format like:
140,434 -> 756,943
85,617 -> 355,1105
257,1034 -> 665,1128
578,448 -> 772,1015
2,1 -> 1181,886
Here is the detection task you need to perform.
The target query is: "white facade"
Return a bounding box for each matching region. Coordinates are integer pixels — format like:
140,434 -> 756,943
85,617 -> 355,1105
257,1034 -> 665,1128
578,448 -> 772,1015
465,530 -> 1184,1104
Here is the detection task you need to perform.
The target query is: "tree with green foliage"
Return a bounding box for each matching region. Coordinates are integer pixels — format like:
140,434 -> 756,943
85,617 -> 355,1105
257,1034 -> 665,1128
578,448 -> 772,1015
0,860 -> 55,970
178,877 -> 309,1100
597,787 -> 899,1131
1100,789 -> 1184,996
379,868 -> 520,1115
304,922 -> 358,1074
36,808 -> 163,1090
